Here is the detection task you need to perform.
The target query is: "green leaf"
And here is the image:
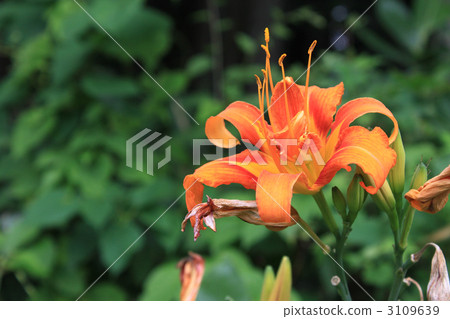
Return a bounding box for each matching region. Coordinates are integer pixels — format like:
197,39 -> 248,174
47,0 -> 91,40
102,8 -> 172,69
80,197 -> 113,229
7,237 -> 56,278
11,107 -> 56,157
140,262 -> 180,300
81,283 -> 128,301
198,250 -> 263,301
23,189 -> 79,229
51,39 -> 90,84
0,221 -> 39,255
99,221 -> 142,274
81,73 -> 140,98
235,32 -> 257,56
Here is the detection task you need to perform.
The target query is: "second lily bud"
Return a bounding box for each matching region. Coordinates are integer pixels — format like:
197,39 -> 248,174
347,174 -> 367,223
388,130 -> 406,198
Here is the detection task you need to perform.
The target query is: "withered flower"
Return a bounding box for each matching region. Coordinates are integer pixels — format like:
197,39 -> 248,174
181,196 -> 300,241
177,252 -> 205,301
411,243 -> 450,301
405,165 -> 450,214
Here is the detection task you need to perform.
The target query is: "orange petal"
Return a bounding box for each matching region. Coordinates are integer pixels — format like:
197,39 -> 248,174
314,126 -> 397,194
183,175 -> 206,230
308,82 -> 344,137
269,77 -> 304,132
205,101 -> 266,149
184,150 -> 279,210
270,111 -> 306,140
330,97 -> 398,145
184,175 -> 205,211
256,171 -> 301,223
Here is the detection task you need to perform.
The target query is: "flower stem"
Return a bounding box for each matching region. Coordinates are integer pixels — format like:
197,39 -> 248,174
313,190 -> 352,300
334,221 -> 352,301
296,215 -> 331,254
313,190 -> 340,240
388,241 -> 405,301
388,205 -> 406,301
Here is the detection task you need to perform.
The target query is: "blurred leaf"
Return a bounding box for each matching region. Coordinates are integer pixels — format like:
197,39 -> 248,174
23,189 -> 79,228
0,220 -> 39,255
12,33 -> 52,82
140,262 -> 180,301
80,198 -> 113,229
99,221 -> 142,274
102,8 -> 172,69
81,73 -> 140,98
197,250 -> 263,301
235,32 -> 257,56
11,107 -> 56,157
51,39 -> 90,84
7,237 -> 56,278
81,283 -> 128,301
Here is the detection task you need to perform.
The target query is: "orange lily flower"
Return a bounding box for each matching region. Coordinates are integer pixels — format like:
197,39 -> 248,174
184,28 -> 398,226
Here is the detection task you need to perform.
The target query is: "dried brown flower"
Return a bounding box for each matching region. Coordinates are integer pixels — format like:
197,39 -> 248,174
411,243 -> 450,301
405,165 -> 450,214
181,196 -> 300,241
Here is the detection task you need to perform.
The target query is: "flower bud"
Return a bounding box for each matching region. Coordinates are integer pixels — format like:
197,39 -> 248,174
361,173 -> 396,214
410,162 -> 428,190
347,174 -> 367,222
260,266 -> 275,301
268,256 -> 292,301
388,131 -> 406,197
332,186 -> 347,218
359,169 -> 398,231
177,252 -> 205,301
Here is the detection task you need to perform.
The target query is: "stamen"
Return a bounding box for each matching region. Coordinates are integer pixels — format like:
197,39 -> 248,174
261,44 -> 274,94
305,40 -> 317,127
261,69 -> 270,113
278,54 -> 291,124
254,74 -> 263,115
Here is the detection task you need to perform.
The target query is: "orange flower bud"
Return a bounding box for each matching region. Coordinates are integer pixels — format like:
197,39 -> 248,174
177,252 -> 205,301
405,165 -> 450,214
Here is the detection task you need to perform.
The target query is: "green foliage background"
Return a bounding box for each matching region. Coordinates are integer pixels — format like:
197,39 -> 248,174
0,0 -> 449,300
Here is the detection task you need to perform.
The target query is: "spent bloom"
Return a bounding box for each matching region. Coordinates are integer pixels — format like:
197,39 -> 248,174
405,165 -> 450,214
184,28 -> 398,230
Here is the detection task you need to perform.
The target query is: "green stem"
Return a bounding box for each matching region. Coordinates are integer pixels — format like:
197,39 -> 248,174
388,242 -> 405,301
296,215 -> 330,254
334,221 -> 352,301
313,190 -> 340,240
313,190 -> 352,300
